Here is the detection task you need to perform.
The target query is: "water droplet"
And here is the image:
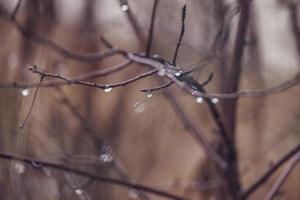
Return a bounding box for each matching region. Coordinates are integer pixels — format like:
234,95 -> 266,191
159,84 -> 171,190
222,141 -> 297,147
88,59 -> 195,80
158,69 -> 166,76
175,70 -> 183,77
14,163 -> 25,174
196,97 -> 203,103
99,144 -> 114,163
146,92 -> 153,98
7,53 -> 18,68
133,101 -> 145,113
104,86 -> 112,93
128,189 -> 139,199
75,189 -> 83,195
121,4 -> 129,12
21,88 -> 30,96
191,90 -> 197,95
212,98 -> 219,104
43,167 -> 51,176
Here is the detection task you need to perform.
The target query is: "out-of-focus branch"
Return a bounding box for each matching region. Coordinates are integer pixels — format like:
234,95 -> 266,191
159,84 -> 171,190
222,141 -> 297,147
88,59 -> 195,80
162,88 -> 227,170
10,0 -> 23,20
265,152 -> 300,200
287,1 -> 300,57
0,152 -> 187,200
241,144 -> 300,199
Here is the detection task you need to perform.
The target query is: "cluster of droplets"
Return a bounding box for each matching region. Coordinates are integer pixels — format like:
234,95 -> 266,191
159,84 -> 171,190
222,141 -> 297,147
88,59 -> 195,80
99,144 -> 114,163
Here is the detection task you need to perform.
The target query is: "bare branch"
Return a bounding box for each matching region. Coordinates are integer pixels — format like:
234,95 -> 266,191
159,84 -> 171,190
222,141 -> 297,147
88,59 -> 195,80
241,144 -> 300,199
10,0 -> 22,20
0,152 -> 187,200
265,152 -> 300,200
172,4 -> 187,65
145,0 -> 160,56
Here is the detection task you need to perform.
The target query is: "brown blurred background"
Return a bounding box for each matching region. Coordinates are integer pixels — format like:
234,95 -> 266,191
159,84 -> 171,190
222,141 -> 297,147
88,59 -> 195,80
0,0 -> 299,199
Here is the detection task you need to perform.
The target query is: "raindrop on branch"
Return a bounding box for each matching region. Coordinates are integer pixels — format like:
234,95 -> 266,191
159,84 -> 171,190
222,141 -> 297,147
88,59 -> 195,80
158,69 -> 166,76
128,189 -> 139,199
21,88 -> 30,96
121,4 -> 129,12
14,163 -> 25,174
146,92 -> 153,98
196,97 -> 203,103
133,101 -> 145,113
104,86 -> 112,93
99,144 -> 114,163
75,189 -> 83,195
175,70 -> 183,77
212,98 -> 219,104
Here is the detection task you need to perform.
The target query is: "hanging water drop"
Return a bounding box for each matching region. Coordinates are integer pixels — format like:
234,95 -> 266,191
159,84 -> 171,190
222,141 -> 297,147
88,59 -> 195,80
146,92 -> 153,98
158,69 -> 166,76
121,4 -> 129,12
175,70 -> 182,77
128,189 -> 139,199
75,189 -> 83,195
104,86 -> 112,93
133,101 -> 145,113
196,97 -> 203,103
212,98 -> 219,104
14,163 -> 25,174
99,144 -> 114,163
21,88 -> 30,96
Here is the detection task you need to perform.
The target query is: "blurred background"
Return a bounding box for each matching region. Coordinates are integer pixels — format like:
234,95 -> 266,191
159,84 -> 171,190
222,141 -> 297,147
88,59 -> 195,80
0,0 -> 299,199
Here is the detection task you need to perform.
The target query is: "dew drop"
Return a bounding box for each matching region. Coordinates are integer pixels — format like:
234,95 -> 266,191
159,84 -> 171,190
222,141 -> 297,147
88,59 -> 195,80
191,90 -> 197,95
99,144 -> 114,163
104,86 -> 112,93
146,92 -> 153,98
43,167 -> 51,176
75,189 -> 83,195
7,53 -> 18,69
128,189 -> 139,199
196,97 -> 203,103
14,163 -> 25,174
21,88 -> 30,96
121,4 -> 129,12
212,98 -> 219,104
133,101 -> 145,113
158,69 -> 166,76
175,70 -> 183,77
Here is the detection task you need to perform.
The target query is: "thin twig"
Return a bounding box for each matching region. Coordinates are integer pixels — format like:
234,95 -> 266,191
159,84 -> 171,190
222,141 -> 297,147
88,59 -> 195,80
28,65 -> 157,90
0,152 -> 187,200
241,144 -> 300,199
19,75 -> 44,129
140,80 -> 174,93
265,152 -> 300,200
172,4 -> 187,65
10,0 -> 22,20
145,0 -> 160,56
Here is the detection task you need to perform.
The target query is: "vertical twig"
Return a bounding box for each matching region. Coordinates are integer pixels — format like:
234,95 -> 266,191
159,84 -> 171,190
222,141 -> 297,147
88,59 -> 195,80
172,4 -> 187,65
19,74 -> 44,129
145,0 -> 160,56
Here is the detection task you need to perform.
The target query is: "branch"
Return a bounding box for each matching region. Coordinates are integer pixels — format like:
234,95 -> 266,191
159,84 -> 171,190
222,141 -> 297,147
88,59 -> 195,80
28,65 -> 156,90
10,0 -> 22,20
240,144 -> 300,199
0,152 -> 187,200
172,4 -> 187,65
265,152 -> 300,200
19,75 -> 44,129
145,0 -> 160,56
